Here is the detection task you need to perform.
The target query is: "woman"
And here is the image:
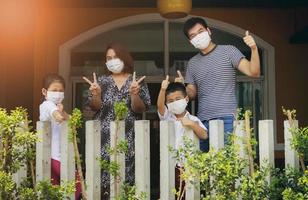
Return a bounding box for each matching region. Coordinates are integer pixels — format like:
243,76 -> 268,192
83,43 -> 151,199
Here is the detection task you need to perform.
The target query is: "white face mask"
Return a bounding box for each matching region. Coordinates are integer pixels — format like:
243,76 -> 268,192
106,58 -> 124,74
167,99 -> 188,115
190,31 -> 211,50
46,91 -> 64,104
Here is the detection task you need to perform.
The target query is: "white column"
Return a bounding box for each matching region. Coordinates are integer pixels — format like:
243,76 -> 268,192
209,120 -> 224,150
185,128 -> 200,200
85,120 -> 101,200
60,121 -> 75,200
160,121 -> 176,200
234,120 -> 249,174
258,120 -> 274,183
284,120 -> 299,169
135,120 -> 150,200
36,121 -> 51,182
110,121 -> 126,199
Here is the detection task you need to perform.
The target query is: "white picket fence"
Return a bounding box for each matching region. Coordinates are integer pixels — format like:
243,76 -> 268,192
12,119 -> 300,200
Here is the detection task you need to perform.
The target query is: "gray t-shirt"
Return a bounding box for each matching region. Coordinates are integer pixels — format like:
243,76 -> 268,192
185,45 -> 245,121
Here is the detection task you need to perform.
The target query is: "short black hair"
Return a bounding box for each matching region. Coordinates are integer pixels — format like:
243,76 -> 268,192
166,82 -> 187,97
183,17 -> 208,38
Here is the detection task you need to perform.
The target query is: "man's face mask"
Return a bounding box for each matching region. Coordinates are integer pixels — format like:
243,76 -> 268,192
106,58 -> 124,74
167,99 -> 188,115
190,31 -> 211,50
46,91 -> 64,104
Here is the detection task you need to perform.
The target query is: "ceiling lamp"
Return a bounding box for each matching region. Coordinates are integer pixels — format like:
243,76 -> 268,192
157,0 -> 192,19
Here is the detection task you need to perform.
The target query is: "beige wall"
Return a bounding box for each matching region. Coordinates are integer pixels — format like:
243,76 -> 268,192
1,3 -> 307,148
0,1 -> 35,118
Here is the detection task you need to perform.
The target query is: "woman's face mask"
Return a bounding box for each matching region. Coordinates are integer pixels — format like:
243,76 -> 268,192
106,58 -> 124,74
190,31 -> 211,50
167,98 -> 188,115
46,91 -> 64,104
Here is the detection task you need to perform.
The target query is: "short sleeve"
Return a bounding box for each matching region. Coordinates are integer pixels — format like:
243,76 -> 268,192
39,101 -> 58,121
139,82 -> 151,109
184,61 -> 195,84
157,106 -> 172,120
226,45 -> 245,69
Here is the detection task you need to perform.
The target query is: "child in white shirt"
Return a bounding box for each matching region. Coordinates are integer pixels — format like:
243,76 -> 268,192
40,74 -> 67,183
157,76 -> 208,199
39,74 -> 80,199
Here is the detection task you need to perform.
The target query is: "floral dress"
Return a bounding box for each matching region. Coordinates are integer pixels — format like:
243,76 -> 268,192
86,74 -> 151,199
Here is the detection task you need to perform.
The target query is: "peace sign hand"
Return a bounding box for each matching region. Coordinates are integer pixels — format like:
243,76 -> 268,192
243,31 -> 257,50
174,70 -> 184,84
129,72 -> 146,96
161,75 -> 169,90
83,73 -> 102,97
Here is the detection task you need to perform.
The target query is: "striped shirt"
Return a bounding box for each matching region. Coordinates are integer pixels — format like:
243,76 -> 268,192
185,45 -> 245,121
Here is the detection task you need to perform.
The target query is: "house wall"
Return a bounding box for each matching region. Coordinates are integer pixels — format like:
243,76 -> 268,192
0,2 -> 307,153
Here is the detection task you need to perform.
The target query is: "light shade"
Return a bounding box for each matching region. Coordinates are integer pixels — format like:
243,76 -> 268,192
157,0 -> 192,19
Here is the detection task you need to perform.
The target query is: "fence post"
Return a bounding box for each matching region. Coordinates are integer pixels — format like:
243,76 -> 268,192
160,121 -> 176,200
85,120 -> 101,200
234,120 -> 249,174
13,166 -> 27,187
60,121 -> 75,200
135,120 -> 150,200
209,120 -> 224,150
284,120 -> 299,169
36,121 -> 51,182
258,120 -> 274,182
185,128 -> 200,200
110,121 -> 126,199
209,120 -> 224,198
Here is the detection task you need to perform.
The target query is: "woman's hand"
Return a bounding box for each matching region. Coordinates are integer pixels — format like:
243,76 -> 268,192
83,73 -> 102,111
130,72 -> 147,113
129,72 -> 146,96
83,73 -> 101,97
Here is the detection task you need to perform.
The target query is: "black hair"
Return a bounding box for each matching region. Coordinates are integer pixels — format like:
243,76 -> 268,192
183,17 -> 208,38
43,74 -> 65,89
166,82 -> 187,97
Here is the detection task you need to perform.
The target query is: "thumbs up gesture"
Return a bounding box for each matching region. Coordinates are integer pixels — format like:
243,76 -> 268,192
243,31 -> 257,50
161,75 -> 170,90
174,70 -> 184,84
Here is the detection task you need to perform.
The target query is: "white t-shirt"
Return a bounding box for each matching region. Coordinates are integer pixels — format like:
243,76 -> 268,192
158,106 -> 207,150
39,100 -> 61,161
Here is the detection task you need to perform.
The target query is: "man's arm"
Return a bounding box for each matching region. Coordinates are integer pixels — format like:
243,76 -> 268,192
174,70 -> 198,100
238,31 -> 260,78
186,84 -> 197,100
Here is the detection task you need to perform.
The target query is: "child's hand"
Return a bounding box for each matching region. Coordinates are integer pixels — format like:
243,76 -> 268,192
161,75 -> 169,90
83,73 -> 102,97
174,70 -> 184,84
57,103 -> 64,112
53,111 -> 65,123
129,72 -> 146,96
179,117 -> 194,127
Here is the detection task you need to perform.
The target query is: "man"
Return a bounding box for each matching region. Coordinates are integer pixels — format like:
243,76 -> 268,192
178,17 -> 260,152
